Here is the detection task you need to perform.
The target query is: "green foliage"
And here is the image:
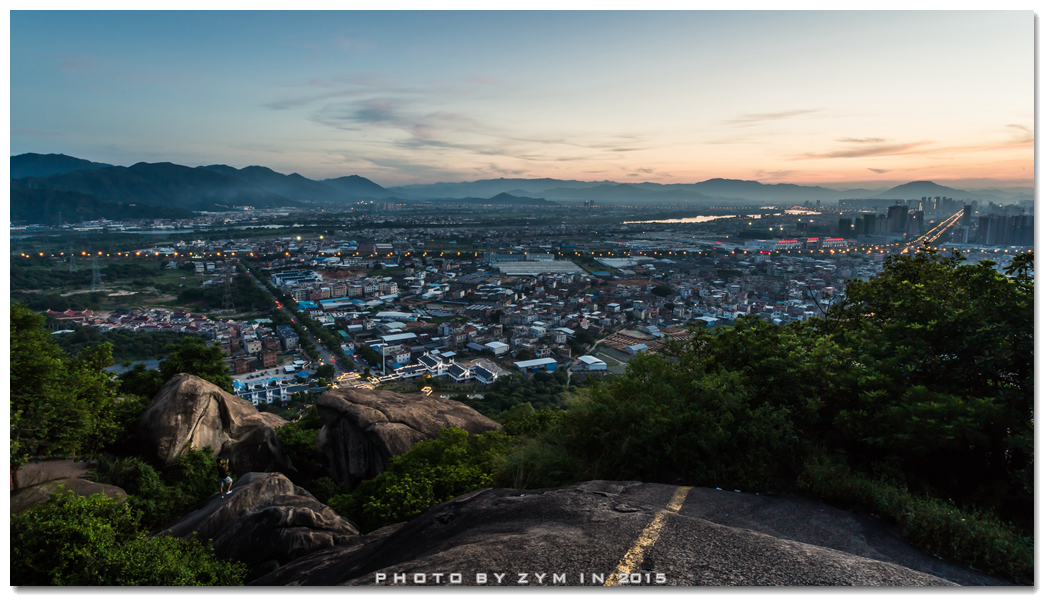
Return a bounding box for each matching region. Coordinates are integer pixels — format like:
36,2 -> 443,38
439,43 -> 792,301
827,248 -> 1034,515
800,456 -> 1032,584
650,284 -> 672,297
159,336 -> 233,393
465,371 -> 574,420
327,428 -> 514,533
11,491 -> 247,585
498,249 -> 1033,579
276,421 -> 320,482
88,448 -> 221,532
117,363 -> 166,399
309,477 -> 348,505
315,363 -> 335,380
11,303 -> 121,467
176,273 -> 271,311
501,407 -> 565,438
356,344 -> 382,368
296,403 -> 325,430
53,326 -> 194,364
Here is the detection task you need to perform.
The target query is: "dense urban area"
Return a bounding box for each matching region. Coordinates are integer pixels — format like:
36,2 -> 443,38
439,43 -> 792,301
14,194 -> 1032,402
12,192 -> 1035,586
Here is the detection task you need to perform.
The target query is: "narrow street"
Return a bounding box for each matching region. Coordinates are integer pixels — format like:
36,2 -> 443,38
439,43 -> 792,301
243,267 -> 344,377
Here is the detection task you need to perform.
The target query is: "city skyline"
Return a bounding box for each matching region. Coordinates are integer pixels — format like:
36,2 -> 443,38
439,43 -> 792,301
11,10 -> 1035,189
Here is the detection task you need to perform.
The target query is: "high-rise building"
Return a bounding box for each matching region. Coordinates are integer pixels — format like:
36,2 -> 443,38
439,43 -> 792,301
838,218 -> 853,237
907,211 -> 925,237
887,203 -> 909,234
962,205 -> 973,227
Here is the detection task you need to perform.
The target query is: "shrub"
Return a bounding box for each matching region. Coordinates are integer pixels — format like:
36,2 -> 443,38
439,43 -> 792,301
11,491 -> 247,585
276,422 -> 320,482
327,428 -> 514,533
800,457 -> 1032,584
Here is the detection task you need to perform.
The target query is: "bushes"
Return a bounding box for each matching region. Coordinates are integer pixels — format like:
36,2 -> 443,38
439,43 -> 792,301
11,491 -> 247,585
326,428 -> 514,533
276,422 -> 321,483
11,304 -> 123,468
88,449 -> 220,532
800,457 -> 1033,584
500,354 -> 803,492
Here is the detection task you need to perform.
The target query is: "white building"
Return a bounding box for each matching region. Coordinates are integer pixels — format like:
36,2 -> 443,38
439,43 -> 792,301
577,355 -> 607,371
484,341 -> 510,355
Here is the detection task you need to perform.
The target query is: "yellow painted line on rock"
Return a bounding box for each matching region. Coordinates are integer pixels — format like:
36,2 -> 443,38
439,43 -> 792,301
604,486 -> 692,586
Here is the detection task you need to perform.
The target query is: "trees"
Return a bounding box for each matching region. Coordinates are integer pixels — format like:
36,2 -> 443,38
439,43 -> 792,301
356,344 -> 382,369
326,428 -> 514,533
502,247 -> 1034,533
315,364 -> 335,380
827,247 -> 1034,516
11,304 -> 121,471
159,336 -> 233,393
11,491 -> 246,585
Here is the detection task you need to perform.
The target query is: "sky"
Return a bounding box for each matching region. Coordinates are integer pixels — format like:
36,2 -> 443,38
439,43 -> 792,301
9,10 -> 1035,189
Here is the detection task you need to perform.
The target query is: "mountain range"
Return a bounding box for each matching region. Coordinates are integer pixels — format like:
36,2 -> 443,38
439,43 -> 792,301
10,153 -> 1033,224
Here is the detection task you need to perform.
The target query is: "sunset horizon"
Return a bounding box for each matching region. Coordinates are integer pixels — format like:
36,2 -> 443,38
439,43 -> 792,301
11,11 -> 1035,189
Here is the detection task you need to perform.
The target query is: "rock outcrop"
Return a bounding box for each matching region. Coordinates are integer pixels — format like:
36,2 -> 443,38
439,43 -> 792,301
11,478 -> 126,514
158,472 -> 358,580
160,472 -> 311,541
212,494 -> 359,579
137,374 -> 292,475
315,387 -> 502,489
252,481 -> 1008,586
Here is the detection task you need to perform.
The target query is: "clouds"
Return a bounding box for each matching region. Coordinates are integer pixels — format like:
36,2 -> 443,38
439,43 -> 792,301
867,168 -> 891,174
756,169 -> 796,178
1005,124 -> 1033,145
799,142 -> 930,160
837,137 -> 886,143
723,109 -> 820,126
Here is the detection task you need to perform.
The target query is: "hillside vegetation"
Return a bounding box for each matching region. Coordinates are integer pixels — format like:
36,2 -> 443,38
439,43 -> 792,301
9,246 -> 1034,584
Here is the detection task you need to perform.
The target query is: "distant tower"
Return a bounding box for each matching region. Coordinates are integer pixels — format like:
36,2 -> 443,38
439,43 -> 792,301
57,211 -> 63,230
91,256 -> 103,291
68,243 -> 78,274
222,267 -> 236,313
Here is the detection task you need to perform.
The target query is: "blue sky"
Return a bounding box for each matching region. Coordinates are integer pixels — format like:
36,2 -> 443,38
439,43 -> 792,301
10,11 -> 1035,188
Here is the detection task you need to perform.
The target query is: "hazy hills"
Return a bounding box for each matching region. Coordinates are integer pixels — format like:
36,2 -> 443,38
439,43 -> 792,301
11,153 -> 113,179
199,165 -> 395,203
11,188 -> 196,225
10,154 -> 394,222
12,162 -> 295,211
10,153 -> 1032,224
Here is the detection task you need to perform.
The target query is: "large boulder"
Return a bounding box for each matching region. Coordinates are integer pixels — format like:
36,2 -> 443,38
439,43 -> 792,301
211,493 -> 360,580
315,387 -> 502,489
137,373 -> 292,476
11,459 -> 91,491
11,477 -> 126,514
158,472 -> 358,581
160,472 -> 310,541
252,481 -> 1009,586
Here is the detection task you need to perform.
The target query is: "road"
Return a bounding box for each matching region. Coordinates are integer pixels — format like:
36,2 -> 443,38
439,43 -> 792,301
242,267 -> 344,377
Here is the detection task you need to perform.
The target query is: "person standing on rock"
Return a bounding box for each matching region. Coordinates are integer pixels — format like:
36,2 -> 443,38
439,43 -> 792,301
218,458 -> 233,498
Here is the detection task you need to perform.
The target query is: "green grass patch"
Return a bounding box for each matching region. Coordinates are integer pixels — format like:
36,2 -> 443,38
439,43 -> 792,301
800,457 -> 1033,584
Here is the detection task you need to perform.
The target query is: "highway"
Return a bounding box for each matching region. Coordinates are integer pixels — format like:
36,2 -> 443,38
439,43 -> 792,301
242,266 -> 345,377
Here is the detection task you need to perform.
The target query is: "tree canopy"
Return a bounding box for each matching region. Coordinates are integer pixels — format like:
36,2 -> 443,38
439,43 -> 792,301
159,336 -> 233,393
11,304 -> 122,468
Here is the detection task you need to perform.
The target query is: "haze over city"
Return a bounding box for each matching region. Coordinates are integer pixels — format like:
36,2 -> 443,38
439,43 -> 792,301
11,10 -> 1034,189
